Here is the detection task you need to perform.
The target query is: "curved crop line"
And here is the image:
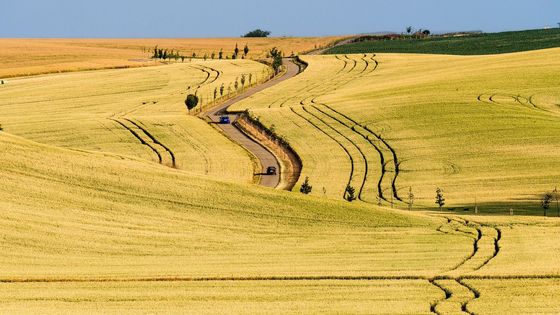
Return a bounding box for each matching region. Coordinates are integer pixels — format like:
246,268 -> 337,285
189,65 -> 211,90
309,102 -> 388,202
290,107 -> 354,200
199,65 -> 221,84
344,54 -> 358,73
429,279 -> 452,315
276,56 -> 350,108
302,106 -> 370,201
475,227 -> 501,270
456,279 -> 480,315
448,226 -> 482,272
109,118 -> 163,163
334,55 -> 349,74
359,54 -> 372,74
124,118 -> 176,168
311,100 -> 402,202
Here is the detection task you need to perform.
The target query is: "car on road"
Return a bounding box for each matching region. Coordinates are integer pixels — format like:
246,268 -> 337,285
219,115 -> 231,124
266,166 -> 277,175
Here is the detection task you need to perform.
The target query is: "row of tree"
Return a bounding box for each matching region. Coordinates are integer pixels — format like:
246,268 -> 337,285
298,179 -> 560,217
151,44 -> 252,62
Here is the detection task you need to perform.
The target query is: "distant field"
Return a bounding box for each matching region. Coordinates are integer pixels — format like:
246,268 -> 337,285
231,49 -> 560,214
326,28 -> 560,55
0,36 -> 344,78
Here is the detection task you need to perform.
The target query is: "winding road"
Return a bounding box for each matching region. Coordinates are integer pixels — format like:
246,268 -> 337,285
205,58 -> 300,188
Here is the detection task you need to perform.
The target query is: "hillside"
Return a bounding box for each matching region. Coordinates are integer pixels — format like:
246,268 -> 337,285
325,28 -> 560,55
230,49 -> 560,214
0,59 -> 274,183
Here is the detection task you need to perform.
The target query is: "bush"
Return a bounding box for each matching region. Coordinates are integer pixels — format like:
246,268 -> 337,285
243,29 -> 271,37
184,94 -> 199,110
345,185 -> 356,202
300,177 -> 312,194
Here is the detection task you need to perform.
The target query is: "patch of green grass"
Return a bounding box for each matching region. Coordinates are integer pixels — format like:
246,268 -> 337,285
326,28 -> 560,55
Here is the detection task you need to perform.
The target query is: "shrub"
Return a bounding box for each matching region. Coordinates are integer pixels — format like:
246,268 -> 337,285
345,185 -> 357,202
300,177 -> 312,194
243,29 -> 270,37
184,94 -> 199,111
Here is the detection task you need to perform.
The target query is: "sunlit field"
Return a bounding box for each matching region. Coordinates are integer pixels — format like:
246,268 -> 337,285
0,37 -> 345,78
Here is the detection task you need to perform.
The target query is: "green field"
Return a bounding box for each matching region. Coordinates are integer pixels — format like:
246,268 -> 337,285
326,28 -> 560,55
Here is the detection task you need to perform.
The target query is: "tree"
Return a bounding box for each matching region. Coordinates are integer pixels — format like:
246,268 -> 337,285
269,47 -> 283,73
211,52 -> 216,59
0,124 -> 3,131
345,185 -> 357,202
435,187 -> 445,210
219,83 -> 225,97
300,177 -> 312,194
408,186 -> 415,211
422,29 -> 431,36
240,74 -> 246,89
152,45 -> 159,59
218,49 -> 223,59
192,52 -> 197,59
184,94 -> 199,111
162,49 -> 168,60
248,73 -> 253,85
243,29 -> 271,37
213,87 -> 218,100
542,192 -> 553,217
180,56 -> 185,63
234,44 -> 240,58
234,78 -> 239,91
406,26 -> 413,35
243,44 -> 249,57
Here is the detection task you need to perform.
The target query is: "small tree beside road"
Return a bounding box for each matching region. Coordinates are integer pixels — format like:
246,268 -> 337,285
435,187 -> 445,211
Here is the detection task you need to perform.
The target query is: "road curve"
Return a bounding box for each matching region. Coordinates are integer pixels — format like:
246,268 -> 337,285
205,59 -> 301,188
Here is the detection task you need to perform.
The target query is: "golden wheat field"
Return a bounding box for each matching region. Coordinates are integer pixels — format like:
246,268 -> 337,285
0,37 -> 345,78
2,29 -> 560,313
231,49 -> 560,214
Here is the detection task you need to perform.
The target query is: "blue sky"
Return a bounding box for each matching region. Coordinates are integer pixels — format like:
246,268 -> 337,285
1,0 -> 558,37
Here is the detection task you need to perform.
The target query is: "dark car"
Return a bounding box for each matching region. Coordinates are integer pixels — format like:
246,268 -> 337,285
219,115 -> 231,124
266,166 -> 277,175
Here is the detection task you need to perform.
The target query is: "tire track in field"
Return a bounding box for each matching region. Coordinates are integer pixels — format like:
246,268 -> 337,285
276,53 -> 372,109
431,217 -> 502,314
301,105 -> 371,202
271,55 -> 349,108
287,54 -> 400,203
477,92 -> 551,112
289,106 -> 355,200
124,118 -> 176,168
109,118 -> 176,167
308,103 -> 389,203
310,100 -> 403,202
109,118 -> 163,164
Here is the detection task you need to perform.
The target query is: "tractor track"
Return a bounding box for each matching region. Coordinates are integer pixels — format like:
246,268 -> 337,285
273,55 -> 350,108
289,106 -> 356,200
124,118 -> 176,167
109,118 -> 163,164
301,105 -> 371,201
308,102 -> 390,202
311,101 -> 402,202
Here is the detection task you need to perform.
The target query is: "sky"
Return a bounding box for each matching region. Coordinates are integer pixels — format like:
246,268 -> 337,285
1,0 -> 559,38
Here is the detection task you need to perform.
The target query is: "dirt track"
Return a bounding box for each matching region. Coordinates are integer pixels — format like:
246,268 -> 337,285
205,59 -> 300,188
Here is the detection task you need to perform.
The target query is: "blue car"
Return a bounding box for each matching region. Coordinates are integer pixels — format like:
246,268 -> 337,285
219,115 -> 231,124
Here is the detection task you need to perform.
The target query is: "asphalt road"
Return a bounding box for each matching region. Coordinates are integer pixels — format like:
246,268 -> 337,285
206,59 -> 300,188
